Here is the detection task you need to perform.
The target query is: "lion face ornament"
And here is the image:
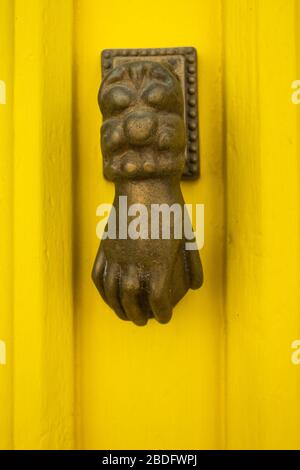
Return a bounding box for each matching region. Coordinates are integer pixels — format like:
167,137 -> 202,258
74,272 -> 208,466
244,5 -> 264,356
92,59 -> 203,326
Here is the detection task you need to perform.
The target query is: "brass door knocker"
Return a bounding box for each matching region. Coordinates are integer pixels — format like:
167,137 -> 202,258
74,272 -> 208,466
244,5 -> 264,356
92,48 -> 203,325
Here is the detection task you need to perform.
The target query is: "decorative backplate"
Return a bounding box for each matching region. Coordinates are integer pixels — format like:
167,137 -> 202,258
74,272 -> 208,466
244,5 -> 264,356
100,47 -> 200,180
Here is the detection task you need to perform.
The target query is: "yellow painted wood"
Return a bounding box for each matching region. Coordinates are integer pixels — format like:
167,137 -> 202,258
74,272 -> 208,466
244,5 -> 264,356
12,0 -> 74,449
1,0 -> 299,451
73,0 -> 225,450
224,0 -> 300,450
0,0 -> 14,450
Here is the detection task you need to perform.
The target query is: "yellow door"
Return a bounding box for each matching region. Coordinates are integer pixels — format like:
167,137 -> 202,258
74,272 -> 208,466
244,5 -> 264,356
0,0 -> 300,450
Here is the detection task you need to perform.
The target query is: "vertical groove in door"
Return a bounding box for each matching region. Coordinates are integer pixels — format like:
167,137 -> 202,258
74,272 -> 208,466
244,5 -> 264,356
0,0 -> 14,451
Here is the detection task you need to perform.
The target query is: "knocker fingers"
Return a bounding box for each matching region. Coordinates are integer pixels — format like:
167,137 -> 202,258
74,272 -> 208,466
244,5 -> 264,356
103,261 -> 128,321
120,264 -> 148,326
92,246 -> 107,301
149,266 -> 173,324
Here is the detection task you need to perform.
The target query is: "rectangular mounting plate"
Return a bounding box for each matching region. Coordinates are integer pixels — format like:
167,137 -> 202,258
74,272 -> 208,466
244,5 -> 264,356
101,47 -> 200,180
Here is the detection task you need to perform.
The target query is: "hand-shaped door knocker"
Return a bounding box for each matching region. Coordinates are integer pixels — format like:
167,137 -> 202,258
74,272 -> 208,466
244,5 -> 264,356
92,48 -> 203,325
